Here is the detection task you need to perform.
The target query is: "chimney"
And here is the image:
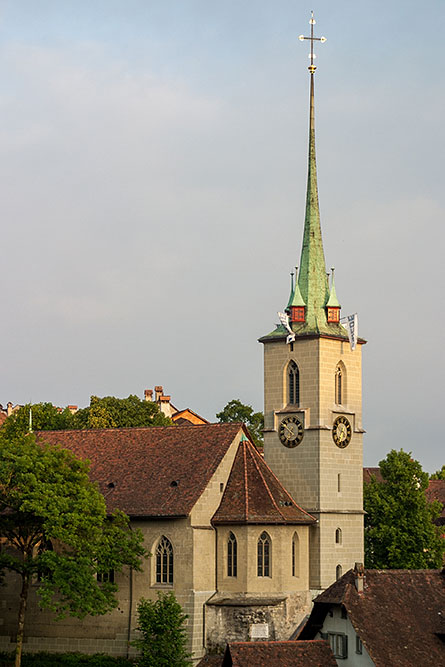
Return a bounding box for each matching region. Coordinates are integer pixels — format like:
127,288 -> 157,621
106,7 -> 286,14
144,389 -> 153,402
354,562 -> 365,593
159,395 -> 173,418
154,386 -> 163,402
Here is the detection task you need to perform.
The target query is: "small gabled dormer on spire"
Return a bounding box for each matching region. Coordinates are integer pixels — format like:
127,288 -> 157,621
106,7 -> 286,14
286,266 -> 306,323
326,267 -> 341,323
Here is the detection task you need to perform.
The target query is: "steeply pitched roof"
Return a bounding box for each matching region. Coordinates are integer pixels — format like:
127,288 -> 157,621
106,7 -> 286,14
222,640 -> 337,666
212,438 -> 316,525
37,423 -> 242,518
302,568 -> 445,666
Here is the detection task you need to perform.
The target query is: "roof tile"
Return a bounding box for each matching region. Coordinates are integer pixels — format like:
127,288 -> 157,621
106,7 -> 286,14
212,439 -> 315,525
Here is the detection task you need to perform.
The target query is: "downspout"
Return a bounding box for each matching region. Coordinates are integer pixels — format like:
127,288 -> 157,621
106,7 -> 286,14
126,566 -> 133,659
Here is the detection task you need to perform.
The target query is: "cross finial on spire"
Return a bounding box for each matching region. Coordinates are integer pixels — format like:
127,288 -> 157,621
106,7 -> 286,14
299,11 -> 326,73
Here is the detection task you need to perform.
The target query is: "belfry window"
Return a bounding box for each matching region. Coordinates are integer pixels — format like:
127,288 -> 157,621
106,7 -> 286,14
335,366 -> 343,405
156,536 -> 173,584
227,532 -> 237,577
288,361 -> 300,405
257,532 -> 271,577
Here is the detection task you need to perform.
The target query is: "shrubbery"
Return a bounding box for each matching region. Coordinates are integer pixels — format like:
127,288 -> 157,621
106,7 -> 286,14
0,653 -> 134,667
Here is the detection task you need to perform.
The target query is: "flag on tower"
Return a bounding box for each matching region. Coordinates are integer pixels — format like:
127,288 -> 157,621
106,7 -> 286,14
278,311 -> 296,344
341,313 -> 358,351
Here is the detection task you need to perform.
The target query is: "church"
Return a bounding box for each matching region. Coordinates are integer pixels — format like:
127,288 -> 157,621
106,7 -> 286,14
0,15 -> 365,664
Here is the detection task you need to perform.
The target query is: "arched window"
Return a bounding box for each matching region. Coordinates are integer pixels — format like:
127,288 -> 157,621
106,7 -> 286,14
156,536 -> 173,584
292,532 -> 300,577
257,532 -> 271,577
228,532 -> 237,577
335,528 -> 342,545
288,361 -> 300,405
336,564 -> 342,581
335,366 -> 343,405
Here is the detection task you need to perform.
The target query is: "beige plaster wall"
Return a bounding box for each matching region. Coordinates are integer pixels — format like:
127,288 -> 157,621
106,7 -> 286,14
215,524 -> 310,595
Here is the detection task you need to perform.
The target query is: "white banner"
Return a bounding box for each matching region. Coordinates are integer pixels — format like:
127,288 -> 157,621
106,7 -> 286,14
341,313 -> 358,351
277,311 -> 295,344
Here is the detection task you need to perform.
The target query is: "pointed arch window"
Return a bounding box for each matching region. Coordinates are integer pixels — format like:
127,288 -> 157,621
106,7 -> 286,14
257,532 -> 271,577
335,366 -> 343,405
335,528 -> 342,545
336,564 -> 342,581
292,532 -> 300,577
156,536 -> 173,584
227,532 -> 237,577
288,361 -> 300,406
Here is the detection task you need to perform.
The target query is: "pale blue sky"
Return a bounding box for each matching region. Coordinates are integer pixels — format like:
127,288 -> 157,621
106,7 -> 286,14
0,1 -> 444,472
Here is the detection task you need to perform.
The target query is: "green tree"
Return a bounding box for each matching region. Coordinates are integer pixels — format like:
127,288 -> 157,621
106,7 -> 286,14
216,399 -> 264,448
1,403 -> 73,439
430,465 -> 445,480
364,449 -> 445,569
72,395 -> 172,429
133,592 -> 191,667
0,433 -> 147,667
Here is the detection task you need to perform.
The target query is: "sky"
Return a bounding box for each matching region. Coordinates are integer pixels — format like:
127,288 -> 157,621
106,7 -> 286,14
0,1 -> 444,473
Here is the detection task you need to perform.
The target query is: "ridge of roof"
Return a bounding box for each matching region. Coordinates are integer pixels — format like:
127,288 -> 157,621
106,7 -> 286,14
37,422 -> 243,518
212,439 -> 316,525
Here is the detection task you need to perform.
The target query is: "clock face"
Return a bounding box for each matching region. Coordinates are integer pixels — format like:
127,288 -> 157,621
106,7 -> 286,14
332,415 -> 352,448
279,416 -> 304,448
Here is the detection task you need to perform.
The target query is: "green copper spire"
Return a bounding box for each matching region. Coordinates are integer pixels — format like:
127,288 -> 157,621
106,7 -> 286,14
326,267 -> 341,308
260,13 -> 348,343
297,18 -> 329,332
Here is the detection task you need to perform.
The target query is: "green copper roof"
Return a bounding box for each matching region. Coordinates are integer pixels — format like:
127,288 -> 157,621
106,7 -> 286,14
261,66 -> 349,343
286,269 -> 306,309
296,73 -> 331,334
326,268 -> 341,308
289,274 -> 306,307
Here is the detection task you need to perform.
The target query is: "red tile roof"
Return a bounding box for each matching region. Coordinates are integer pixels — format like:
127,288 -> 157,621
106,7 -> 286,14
364,468 -> 445,524
302,568 -> 445,666
363,467 -> 383,484
426,480 -> 445,524
212,438 -> 316,525
37,423 -> 242,518
222,640 -> 336,666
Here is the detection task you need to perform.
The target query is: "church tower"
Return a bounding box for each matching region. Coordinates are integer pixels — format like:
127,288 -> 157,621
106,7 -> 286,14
260,13 -> 365,591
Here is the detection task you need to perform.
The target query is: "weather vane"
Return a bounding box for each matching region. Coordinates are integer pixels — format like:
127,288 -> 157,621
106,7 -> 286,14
299,11 -> 326,73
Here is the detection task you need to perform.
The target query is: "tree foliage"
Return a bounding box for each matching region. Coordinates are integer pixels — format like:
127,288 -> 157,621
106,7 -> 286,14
1,396 -> 172,437
430,465 -> 445,480
364,449 -> 445,569
71,395 -> 172,429
0,433 -> 147,667
216,399 -> 264,448
1,403 -> 73,439
133,592 -> 191,667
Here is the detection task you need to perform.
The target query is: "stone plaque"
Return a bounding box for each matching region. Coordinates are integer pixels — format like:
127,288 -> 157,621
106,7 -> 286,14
249,623 -> 269,639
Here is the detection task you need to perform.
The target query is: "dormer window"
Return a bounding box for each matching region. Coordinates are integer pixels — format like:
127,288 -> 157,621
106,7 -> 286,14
327,307 -> 340,323
291,306 -> 305,323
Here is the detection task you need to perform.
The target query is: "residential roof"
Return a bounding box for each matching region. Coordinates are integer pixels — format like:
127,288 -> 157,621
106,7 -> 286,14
364,468 -> 445,524
221,640 -> 337,666
172,408 -> 209,425
301,568 -> 445,666
37,423 -> 243,518
426,480 -> 445,524
212,437 -> 316,525
363,467 -> 383,483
